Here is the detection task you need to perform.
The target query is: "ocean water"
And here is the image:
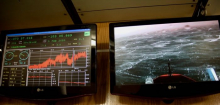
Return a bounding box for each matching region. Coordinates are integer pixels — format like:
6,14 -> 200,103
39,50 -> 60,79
115,24 -> 220,85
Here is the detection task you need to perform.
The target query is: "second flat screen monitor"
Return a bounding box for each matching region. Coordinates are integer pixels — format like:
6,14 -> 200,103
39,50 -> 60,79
114,20 -> 220,85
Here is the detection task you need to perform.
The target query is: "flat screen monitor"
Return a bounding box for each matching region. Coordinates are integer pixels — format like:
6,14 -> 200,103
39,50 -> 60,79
0,24 -> 96,99
109,16 -> 220,98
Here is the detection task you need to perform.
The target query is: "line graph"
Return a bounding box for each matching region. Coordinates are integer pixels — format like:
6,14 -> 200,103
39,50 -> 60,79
29,47 -> 89,70
59,81 -> 85,85
28,76 -> 52,78
27,72 -> 53,86
58,71 -> 87,86
28,52 -> 86,69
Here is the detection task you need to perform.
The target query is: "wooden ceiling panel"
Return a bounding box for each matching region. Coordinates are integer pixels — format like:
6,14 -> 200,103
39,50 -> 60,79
79,4 -> 196,23
0,0 -> 73,31
72,0 -> 197,12
206,0 -> 220,16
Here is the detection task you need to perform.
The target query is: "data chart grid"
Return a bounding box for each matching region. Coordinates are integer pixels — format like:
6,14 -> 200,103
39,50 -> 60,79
27,72 -> 53,86
58,71 -> 86,86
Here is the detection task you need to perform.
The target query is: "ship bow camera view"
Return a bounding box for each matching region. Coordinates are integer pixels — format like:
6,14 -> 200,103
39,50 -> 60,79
1,29 -> 92,86
115,20 -> 220,85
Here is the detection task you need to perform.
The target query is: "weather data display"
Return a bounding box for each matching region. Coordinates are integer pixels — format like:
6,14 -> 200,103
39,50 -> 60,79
115,20 -> 220,85
1,29 -> 91,86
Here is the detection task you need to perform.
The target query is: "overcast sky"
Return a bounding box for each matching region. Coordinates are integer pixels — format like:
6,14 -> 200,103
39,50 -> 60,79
114,20 -> 219,38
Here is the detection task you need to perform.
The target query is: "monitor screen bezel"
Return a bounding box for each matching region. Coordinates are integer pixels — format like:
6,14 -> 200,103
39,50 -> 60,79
0,24 -> 97,99
109,16 -> 220,98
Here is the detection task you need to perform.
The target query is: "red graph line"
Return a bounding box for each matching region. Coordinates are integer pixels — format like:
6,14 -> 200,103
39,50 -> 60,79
28,76 -> 51,78
29,52 -> 86,69
74,52 -> 87,62
59,81 -> 85,84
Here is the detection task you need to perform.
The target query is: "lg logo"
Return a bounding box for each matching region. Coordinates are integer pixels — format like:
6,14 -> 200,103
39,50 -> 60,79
37,88 -> 44,92
168,85 -> 176,90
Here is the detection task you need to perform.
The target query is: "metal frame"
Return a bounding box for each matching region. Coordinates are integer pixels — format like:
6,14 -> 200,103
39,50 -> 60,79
61,0 -> 83,24
192,0 -> 209,17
